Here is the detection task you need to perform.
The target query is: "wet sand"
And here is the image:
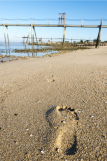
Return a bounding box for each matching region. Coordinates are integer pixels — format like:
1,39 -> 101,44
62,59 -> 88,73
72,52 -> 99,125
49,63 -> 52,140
0,47 -> 107,161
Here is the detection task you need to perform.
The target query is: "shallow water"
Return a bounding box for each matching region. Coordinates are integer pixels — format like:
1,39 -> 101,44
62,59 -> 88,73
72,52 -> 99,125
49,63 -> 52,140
0,42 -> 58,58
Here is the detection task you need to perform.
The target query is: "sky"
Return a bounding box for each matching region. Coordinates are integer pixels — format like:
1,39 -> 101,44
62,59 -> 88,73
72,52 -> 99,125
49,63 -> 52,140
0,0 -> 107,42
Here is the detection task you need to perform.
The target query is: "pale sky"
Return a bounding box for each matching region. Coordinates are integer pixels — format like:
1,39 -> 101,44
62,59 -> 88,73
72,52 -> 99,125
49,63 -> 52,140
0,1 -> 107,42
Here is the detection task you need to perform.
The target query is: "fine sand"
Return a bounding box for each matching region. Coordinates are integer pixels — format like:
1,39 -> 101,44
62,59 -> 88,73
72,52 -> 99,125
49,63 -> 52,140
0,47 -> 107,161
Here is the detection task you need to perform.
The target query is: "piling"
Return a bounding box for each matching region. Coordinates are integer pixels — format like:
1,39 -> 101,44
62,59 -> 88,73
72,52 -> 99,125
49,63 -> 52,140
6,26 -> 10,55
96,19 -> 103,48
25,26 -> 31,47
62,13 -> 66,47
6,26 -> 9,46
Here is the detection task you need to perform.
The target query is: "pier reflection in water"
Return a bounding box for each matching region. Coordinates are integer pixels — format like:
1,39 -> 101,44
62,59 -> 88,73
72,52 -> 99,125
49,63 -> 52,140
0,42 -> 58,62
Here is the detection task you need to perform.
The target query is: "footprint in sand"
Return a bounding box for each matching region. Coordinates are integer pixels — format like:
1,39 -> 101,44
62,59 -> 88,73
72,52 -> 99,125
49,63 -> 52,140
46,106 -> 79,155
45,75 -> 55,82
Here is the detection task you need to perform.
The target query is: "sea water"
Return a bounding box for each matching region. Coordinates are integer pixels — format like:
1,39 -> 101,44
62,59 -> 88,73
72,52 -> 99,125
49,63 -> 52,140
0,42 -> 58,58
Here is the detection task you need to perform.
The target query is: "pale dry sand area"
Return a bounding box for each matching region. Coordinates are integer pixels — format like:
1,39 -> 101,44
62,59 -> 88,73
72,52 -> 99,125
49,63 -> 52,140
0,47 -> 107,161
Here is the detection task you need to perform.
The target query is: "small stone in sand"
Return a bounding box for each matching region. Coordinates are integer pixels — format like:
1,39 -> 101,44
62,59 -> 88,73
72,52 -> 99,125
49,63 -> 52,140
26,128 -> 29,131
89,115 -> 94,118
61,120 -> 66,123
14,140 -> 17,143
14,113 -> 18,116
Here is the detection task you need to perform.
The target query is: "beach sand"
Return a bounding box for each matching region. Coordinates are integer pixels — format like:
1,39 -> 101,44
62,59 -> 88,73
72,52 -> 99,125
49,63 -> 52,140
0,47 -> 107,161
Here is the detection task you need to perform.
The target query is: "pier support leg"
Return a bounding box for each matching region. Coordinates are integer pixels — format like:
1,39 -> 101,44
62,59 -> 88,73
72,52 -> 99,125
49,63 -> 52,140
31,26 -> 33,49
23,37 -> 25,44
3,25 -> 7,47
33,27 -> 37,42
62,27 -> 66,47
25,27 -> 31,47
6,26 -> 10,55
31,19 -> 32,44
6,26 -> 9,46
30,27 -> 32,43
31,19 -> 34,49
62,13 -> 66,48
3,25 -> 7,55
96,20 -> 103,48
33,27 -> 34,44
32,26 -> 35,49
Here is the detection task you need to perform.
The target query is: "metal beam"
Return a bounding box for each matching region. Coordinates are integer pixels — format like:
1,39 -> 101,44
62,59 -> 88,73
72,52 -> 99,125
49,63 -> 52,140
0,24 -> 107,28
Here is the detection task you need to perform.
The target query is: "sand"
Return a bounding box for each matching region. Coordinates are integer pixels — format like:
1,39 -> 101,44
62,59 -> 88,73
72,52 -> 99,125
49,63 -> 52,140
0,47 -> 107,161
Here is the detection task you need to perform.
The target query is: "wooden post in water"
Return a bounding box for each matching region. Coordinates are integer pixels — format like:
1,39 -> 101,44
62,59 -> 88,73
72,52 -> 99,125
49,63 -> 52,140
96,19 -> 103,48
62,13 -> 66,47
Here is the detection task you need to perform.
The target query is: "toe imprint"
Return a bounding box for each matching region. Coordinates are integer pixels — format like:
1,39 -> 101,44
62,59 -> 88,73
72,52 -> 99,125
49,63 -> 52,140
45,75 -> 55,82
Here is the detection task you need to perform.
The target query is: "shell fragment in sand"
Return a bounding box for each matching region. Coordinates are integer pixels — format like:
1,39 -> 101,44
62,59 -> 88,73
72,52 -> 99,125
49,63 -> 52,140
41,150 -> 44,154
77,110 -> 82,113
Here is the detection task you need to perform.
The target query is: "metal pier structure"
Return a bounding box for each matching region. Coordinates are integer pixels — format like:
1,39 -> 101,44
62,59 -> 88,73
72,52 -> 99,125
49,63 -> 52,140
0,14 -> 107,48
